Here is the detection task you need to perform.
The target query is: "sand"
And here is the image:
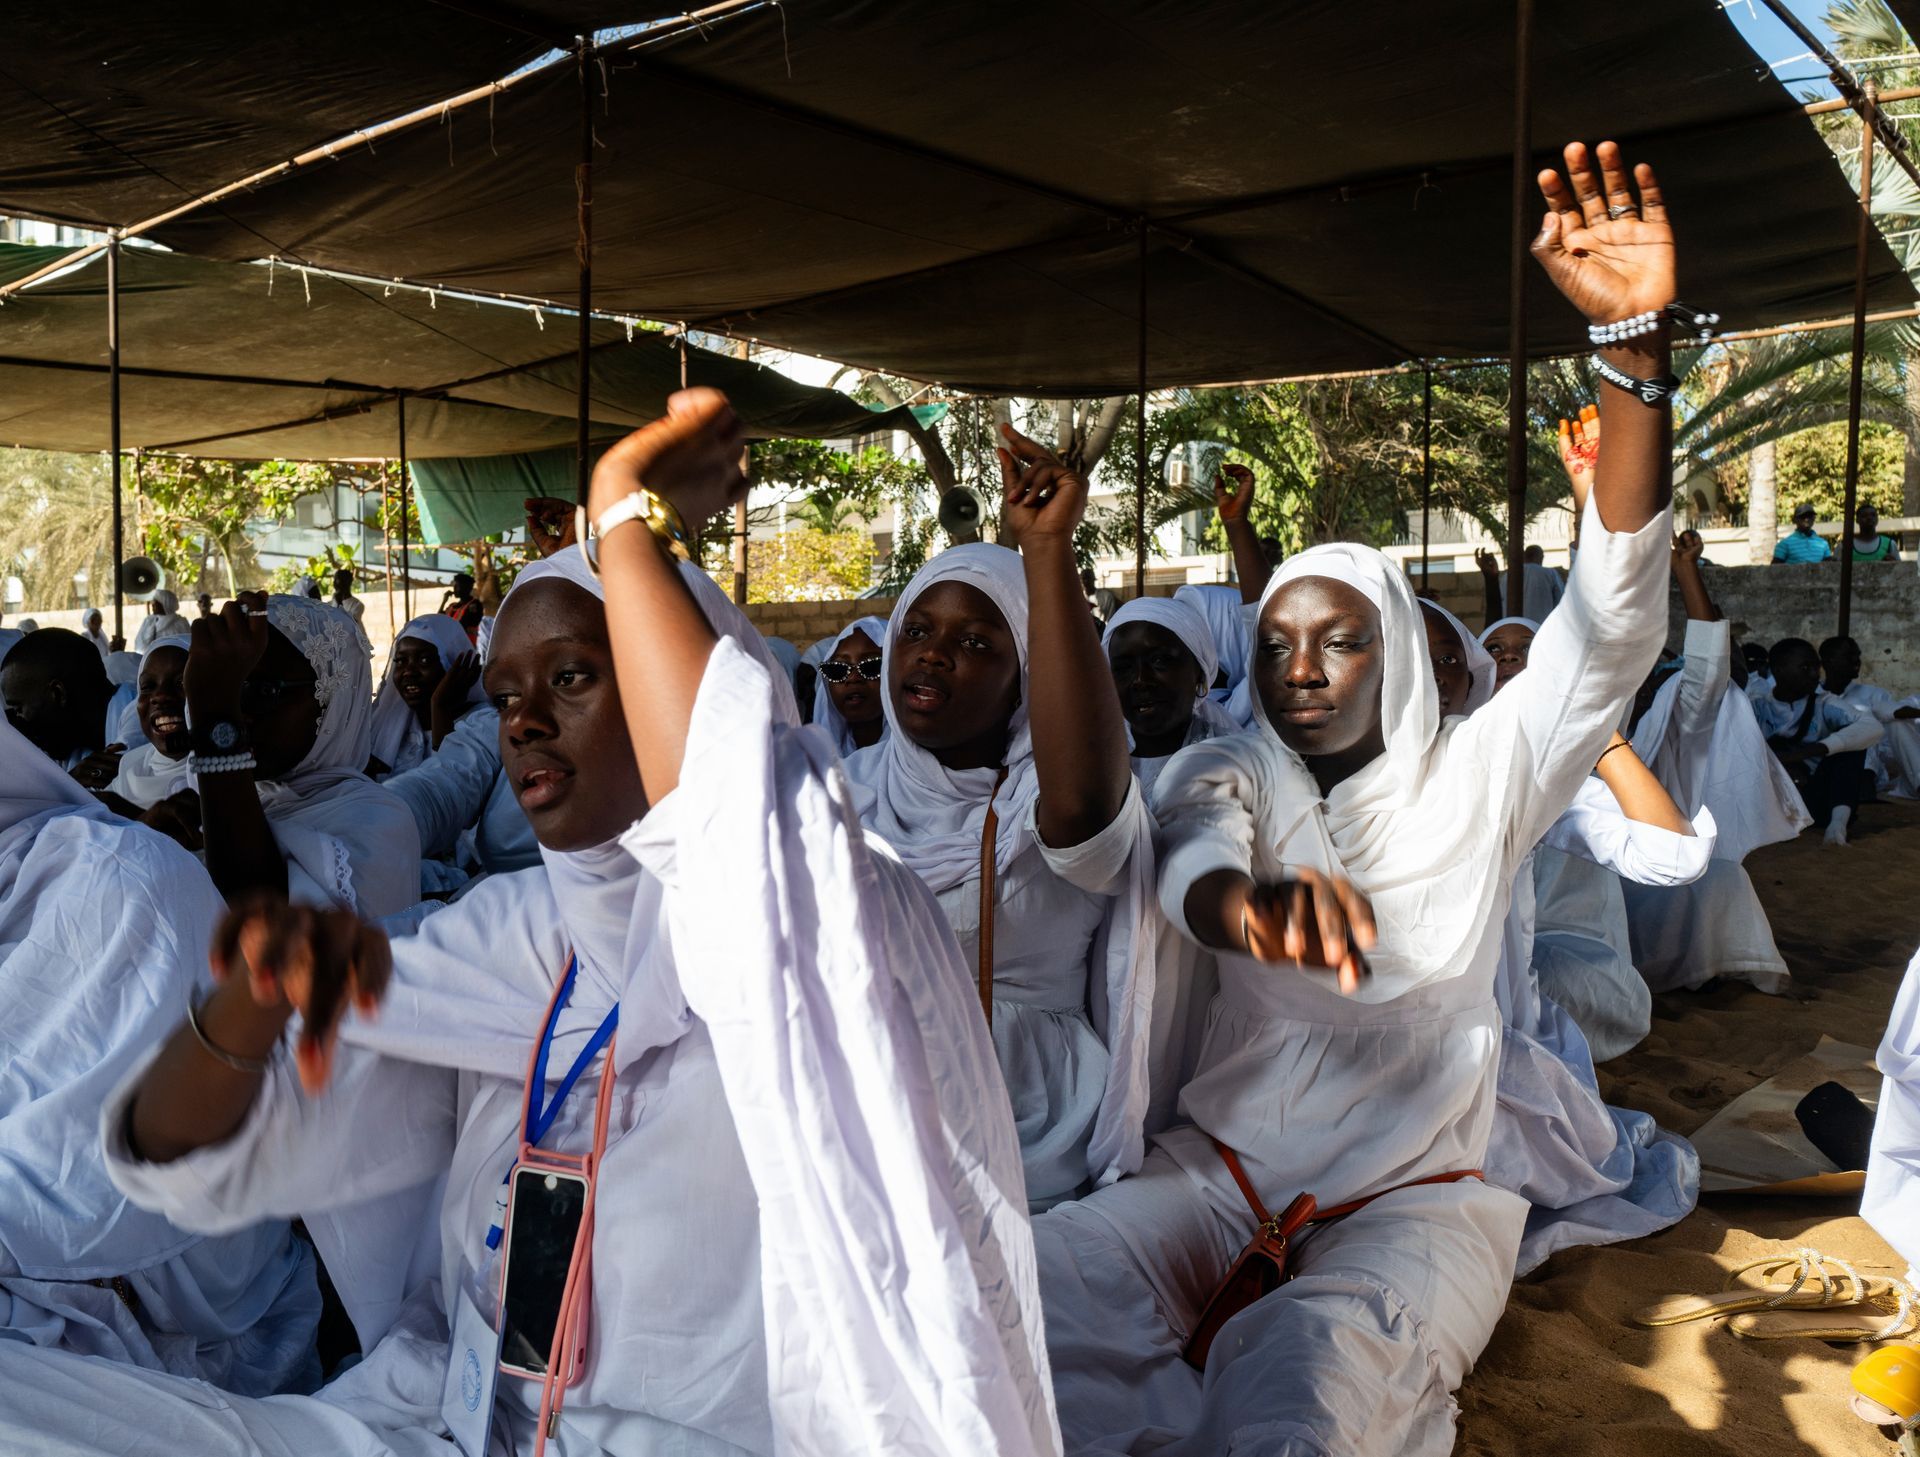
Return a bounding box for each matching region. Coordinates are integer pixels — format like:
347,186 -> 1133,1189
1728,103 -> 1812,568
1456,799 -> 1920,1456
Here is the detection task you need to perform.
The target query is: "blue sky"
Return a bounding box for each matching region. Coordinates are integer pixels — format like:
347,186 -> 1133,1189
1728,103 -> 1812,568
1722,0 -> 1848,98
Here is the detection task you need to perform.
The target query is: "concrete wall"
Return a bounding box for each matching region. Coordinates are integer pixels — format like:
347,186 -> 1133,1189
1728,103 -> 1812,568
742,597 -> 897,648
1678,561 -> 1920,697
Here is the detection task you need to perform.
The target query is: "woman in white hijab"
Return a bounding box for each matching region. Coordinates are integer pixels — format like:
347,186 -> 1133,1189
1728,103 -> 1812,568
844,425 -> 1157,1211
809,614 -> 889,755
366,614 -> 484,779
82,607 -> 111,659
184,594 -> 420,917
1173,583 -> 1252,723
100,632 -> 201,849
1102,596 -> 1240,799
0,392 -> 1054,1457
0,716 -> 319,1396
133,589 -> 190,653
1032,140 -> 1681,1456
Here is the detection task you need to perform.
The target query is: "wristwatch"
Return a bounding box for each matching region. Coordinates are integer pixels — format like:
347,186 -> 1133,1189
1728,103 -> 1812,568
194,720 -> 248,755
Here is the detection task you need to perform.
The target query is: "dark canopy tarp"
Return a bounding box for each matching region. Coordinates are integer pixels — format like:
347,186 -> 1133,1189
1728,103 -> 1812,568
0,242 -> 930,458
412,447 -> 601,544
0,4 -> 675,230
122,0 -> 1910,394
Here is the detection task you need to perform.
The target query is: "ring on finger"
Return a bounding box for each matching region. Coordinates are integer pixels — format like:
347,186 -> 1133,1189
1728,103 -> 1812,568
1607,204 -> 1635,220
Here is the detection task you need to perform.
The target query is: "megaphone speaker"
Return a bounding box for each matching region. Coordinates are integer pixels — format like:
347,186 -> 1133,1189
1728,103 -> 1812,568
117,557 -> 164,600
937,487 -> 983,544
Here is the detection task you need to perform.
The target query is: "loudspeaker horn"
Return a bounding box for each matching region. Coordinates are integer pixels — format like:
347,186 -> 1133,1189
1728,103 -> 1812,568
116,557 -> 164,600
937,487 -> 983,544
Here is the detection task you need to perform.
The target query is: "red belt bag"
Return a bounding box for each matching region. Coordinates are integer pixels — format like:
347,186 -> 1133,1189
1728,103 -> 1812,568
1182,1139 -> 1484,1370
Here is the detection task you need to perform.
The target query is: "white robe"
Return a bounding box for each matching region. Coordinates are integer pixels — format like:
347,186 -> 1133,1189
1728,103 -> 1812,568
1864,946 -> 1920,1283
2,559 -> 1056,1457
1037,500 -> 1672,1456
0,728 -> 318,1398
384,705 -> 541,895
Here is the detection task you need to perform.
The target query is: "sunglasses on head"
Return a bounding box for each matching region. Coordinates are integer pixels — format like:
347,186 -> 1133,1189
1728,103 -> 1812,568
818,655 -> 883,683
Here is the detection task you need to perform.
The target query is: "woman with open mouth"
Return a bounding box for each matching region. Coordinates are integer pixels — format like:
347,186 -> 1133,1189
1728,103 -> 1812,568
810,614 -> 888,755
366,615 -> 485,779
844,424 -> 1155,1212
99,631 -> 202,851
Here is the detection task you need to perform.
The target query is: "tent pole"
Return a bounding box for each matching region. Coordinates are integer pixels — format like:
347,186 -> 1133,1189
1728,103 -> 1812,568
107,234 -> 125,647
734,338 -> 750,604
398,395 -> 411,621
1135,223 -> 1148,595
1839,80 -> 1876,641
1504,0 -> 1533,618
1420,361 -> 1433,595
383,463 -> 395,639
576,37 -> 593,508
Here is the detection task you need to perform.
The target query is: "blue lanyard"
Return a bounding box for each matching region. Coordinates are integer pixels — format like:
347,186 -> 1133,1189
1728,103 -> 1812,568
485,955 -> 619,1250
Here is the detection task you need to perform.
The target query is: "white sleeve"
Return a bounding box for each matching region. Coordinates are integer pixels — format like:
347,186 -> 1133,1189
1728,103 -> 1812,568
624,637 -> 1061,1457
1821,699 -> 1886,756
385,706 -> 502,858
1033,775 -> 1150,897
1539,782 -> 1717,887
1455,498 -> 1673,861
1672,619 -> 1732,745
100,1040 -> 457,1237
1150,737 -> 1270,944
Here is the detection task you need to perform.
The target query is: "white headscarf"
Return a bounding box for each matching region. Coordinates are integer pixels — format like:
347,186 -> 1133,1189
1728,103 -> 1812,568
106,634 -> 194,808
765,636 -> 802,683
843,545 -> 1036,895
1102,596 -> 1241,740
1480,615 -> 1540,645
82,611 -> 109,659
1173,544 -> 1518,998
367,614 -> 483,772
810,615 -> 890,756
1420,598 -> 1498,716
498,544 -> 796,1027
1173,584 -> 1250,704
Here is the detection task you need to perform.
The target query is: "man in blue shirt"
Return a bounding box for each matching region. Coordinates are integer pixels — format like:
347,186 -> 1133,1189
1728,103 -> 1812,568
1772,503 -> 1834,563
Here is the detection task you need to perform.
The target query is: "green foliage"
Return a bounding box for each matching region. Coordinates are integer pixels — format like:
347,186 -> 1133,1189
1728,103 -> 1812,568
1716,419 -> 1906,521
141,457 -> 337,595
0,448 -> 116,610
708,529 -> 875,604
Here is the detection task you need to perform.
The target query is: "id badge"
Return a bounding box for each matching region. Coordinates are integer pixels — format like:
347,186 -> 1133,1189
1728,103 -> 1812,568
441,1283 -> 502,1457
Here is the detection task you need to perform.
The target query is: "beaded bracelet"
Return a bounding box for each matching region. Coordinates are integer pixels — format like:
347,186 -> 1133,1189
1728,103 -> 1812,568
1589,301 -> 1721,348
187,750 -> 257,776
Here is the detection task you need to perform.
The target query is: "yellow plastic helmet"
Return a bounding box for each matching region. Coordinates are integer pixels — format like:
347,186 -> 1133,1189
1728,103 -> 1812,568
1852,1344 -> 1920,1425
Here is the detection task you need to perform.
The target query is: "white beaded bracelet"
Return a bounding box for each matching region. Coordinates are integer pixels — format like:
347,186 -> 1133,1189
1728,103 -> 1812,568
1588,310 -> 1664,345
188,750 -> 257,776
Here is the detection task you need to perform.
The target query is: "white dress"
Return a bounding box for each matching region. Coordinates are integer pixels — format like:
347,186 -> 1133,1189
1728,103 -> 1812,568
1865,946 -> 1920,1283
0,562 -> 1056,1457
0,792 -> 318,1398
1036,502 -> 1673,1456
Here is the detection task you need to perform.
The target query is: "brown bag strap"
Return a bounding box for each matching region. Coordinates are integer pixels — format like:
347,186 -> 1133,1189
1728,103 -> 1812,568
976,765 -> 1010,1021
1212,1137 -> 1482,1230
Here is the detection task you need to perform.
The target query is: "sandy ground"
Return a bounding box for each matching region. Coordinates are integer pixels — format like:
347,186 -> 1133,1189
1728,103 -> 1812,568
1456,800 -> 1920,1456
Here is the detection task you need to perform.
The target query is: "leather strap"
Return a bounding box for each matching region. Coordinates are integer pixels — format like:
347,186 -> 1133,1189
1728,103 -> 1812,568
1212,1137 -> 1483,1229
976,765 -> 1010,1020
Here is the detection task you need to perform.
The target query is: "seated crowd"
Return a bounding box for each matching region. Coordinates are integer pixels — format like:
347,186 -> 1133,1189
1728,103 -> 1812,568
2,138 -> 1917,1457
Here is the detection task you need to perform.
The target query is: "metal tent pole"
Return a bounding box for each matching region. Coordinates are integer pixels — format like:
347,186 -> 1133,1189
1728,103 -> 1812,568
398,395 -> 411,621
733,338 -> 750,604
576,38 -> 594,508
1839,80 -> 1877,640
108,236 -> 125,645
1420,362 -> 1433,594
1135,224 -> 1148,594
1504,0 -> 1533,617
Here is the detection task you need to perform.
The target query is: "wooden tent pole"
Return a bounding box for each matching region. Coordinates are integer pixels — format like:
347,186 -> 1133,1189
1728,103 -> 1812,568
576,38 -> 594,508
1421,361 -> 1433,595
1839,80 -> 1877,641
1504,0 -> 1533,618
1135,224 -> 1148,594
107,235 -> 125,645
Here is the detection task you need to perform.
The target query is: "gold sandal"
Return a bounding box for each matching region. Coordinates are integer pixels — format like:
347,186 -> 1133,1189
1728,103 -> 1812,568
1729,1277 -> 1917,1343
1632,1248 -> 1870,1329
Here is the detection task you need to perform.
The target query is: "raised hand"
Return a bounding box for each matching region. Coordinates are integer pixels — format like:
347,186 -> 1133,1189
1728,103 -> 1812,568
1475,546 -> 1502,579
997,423 -> 1089,550
588,388 -> 749,537
186,591 -> 271,718
1672,529 -> 1704,567
1240,868 -> 1377,995
211,895 -> 393,1094
524,496 -> 577,558
1214,463 -> 1255,523
1558,403 -> 1600,503
1532,141 -> 1676,326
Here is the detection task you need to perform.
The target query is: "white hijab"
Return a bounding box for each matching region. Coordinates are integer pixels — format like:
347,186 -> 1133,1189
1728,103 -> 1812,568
1420,598 -> 1498,716
1102,595 -> 1242,742
367,613 -> 483,772
106,634 -> 195,809
1174,583 -> 1250,705
844,544 -> 1036,896
1167,545 -> 1517,999
810,614 -> 890,756
1480,614 -> 1540,645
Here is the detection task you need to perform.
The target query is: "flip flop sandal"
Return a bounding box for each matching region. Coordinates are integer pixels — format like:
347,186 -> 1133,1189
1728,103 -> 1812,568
1632,1248 -> 1869,1329
1728,1278 -> 1917,1344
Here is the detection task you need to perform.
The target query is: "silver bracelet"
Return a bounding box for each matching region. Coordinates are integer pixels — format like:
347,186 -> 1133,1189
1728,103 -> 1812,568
1588,309 -> 1663,346
185,992 -> 272,1074
187,750 -> 257,776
